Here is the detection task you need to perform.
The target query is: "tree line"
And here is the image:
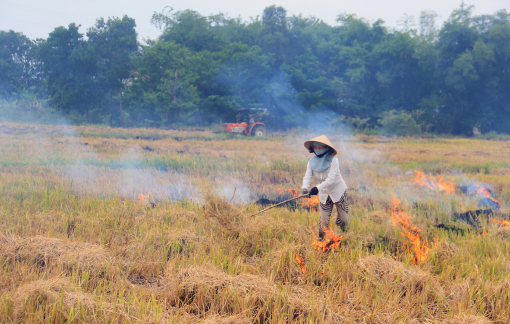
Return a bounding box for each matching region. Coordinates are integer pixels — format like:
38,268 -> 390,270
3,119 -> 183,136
1,4 -> 509,135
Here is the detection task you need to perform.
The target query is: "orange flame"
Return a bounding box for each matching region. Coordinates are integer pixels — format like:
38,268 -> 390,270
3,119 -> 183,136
493,219 -> 510,227
294,252 -> 308,274
412,170 -> 430,188
411,171 -> 455,195
478,231 -> 488,236
476,186 -> 490,198
311,223 -> 343,253
277,188 -> 320,211
302,195 -> 320,211
277,188 -> 298,197
136,193 -> 150,211
138,193 -> 148,205
387,195 -> 438,264
474,185 -> 500,209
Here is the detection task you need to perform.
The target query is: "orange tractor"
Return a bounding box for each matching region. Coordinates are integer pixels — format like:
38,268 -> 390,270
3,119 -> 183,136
223,108 -> 268,136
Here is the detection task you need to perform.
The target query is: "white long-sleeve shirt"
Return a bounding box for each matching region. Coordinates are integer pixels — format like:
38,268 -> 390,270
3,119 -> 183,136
302,156 -> 348,204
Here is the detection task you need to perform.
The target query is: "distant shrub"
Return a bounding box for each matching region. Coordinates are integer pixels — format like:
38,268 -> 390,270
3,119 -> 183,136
475,131 -> 510,141
378,110 -> 422,137
290,127 -> 309,134
341,116 -> 370,131
358,127 -> 381,136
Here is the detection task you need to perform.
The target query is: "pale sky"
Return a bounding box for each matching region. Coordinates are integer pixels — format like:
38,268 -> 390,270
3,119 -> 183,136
1,0 -> 508,42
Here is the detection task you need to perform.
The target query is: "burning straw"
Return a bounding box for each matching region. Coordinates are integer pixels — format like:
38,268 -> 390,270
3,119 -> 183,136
311,224 -> 343,253
493,219 -> 510,227
412,170 -> 455,194
387,196 -> 438,264
294,252 -> 308,274
411,170 -> 501,210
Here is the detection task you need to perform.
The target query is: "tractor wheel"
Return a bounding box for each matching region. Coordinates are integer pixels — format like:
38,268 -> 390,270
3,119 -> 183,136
253,126 -> 266,137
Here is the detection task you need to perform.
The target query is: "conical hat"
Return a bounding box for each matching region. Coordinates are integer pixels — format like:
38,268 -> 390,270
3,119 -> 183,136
304,135 -> 337,155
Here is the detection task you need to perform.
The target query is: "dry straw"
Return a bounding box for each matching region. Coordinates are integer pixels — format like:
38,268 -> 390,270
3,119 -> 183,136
13,278 -> 132,321
201,182 -> 248,235
167,266 -> 342,322
1,123 -> 509,322
0,235 -> 113,274
355,255 -> 444,301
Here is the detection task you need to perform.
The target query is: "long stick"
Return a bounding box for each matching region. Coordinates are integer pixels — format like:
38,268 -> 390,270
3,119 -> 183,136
249,195 -> 310,217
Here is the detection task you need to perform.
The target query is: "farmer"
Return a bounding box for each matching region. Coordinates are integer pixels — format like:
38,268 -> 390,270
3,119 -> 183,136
301,135 -> 349,238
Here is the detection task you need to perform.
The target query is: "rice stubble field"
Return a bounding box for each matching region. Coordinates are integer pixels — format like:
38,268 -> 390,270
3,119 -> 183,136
0,122 -> 510,323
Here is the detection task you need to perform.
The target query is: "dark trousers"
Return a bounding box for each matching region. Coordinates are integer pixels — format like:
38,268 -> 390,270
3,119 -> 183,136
319,192 -> 349,237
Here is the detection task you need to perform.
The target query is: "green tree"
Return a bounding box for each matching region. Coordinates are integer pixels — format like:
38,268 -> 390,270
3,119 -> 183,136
87,16 -> 138,125
4,4 -> 510,133
37,23 -> 100,123
126,41 -> 199,125
0,30 -> 33,99
324,15 -> 388,118
435,4 -> 508,134
419,10 -> 439,41
217,43 -> 271,108
152,8 -> 220,52
483,11 -> 510,132
260,6 -> 289,73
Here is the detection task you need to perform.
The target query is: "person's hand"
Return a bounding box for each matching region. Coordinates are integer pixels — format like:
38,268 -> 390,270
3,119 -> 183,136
309,187 -> 319,196
302,188 -> 309,195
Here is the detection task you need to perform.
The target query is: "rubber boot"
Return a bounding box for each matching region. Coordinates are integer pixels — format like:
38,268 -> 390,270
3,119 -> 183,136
318,229 -> 325,240
336,220 -> 347,232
